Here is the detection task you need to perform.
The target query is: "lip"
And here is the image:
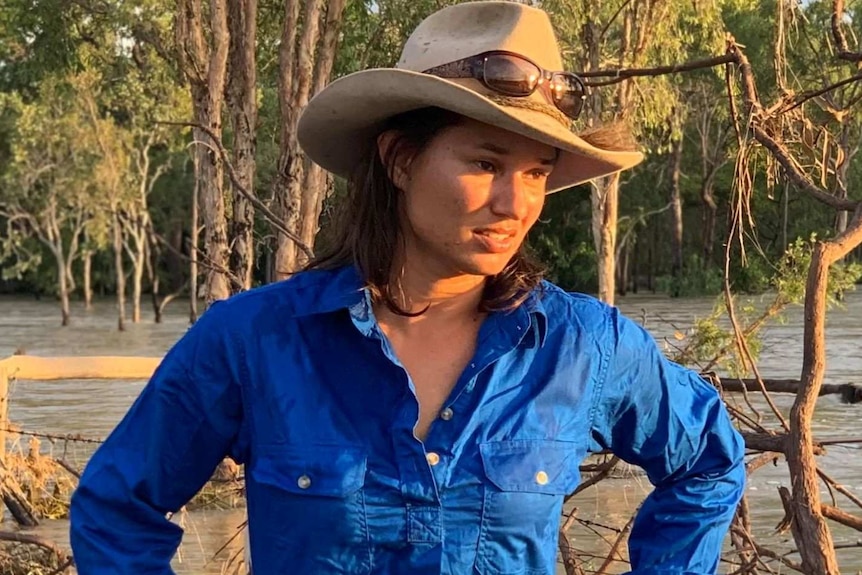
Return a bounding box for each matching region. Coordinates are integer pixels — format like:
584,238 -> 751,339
473,227 -> 518,254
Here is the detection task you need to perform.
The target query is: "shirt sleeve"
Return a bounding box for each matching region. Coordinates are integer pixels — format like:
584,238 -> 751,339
589,307 -> 746,575
70,301 -> 246,574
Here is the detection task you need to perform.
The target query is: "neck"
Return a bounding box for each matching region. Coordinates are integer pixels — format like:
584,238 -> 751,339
375,262 -> 487,328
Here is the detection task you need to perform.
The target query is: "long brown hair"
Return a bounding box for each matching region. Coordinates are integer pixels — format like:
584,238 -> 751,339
305,107 -> 637,314
305,106 -> 545,314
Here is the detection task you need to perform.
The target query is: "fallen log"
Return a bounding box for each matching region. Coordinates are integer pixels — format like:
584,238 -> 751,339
713,378 -> 861,404
741,432 -> 825,455
0,460 -> 38,527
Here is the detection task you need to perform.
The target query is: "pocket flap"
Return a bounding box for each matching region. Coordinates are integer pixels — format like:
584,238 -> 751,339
253,444 -> 367,497
480,439 -> 579,495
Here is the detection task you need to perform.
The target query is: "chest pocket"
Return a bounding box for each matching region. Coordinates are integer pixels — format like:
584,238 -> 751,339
476,439 -> 582,575
246,444 -> 371,574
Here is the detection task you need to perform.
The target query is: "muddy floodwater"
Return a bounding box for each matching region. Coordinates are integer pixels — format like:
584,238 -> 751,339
1,291 -> 860,573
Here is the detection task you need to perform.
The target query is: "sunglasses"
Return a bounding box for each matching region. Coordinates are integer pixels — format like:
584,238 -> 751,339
423,50 -> 587,121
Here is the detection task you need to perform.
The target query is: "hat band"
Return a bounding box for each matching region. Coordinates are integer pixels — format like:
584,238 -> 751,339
486,94 -> 571,128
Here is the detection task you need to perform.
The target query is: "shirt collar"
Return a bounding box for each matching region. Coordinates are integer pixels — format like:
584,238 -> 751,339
517,287 -> 549,348
294,265 -> 548,347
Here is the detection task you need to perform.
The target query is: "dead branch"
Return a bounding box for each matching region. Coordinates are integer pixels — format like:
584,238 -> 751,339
558,507 -> 587,575
158,120 -> 314,260
0,530 -> 71,566
817,468 -> 862,511
727,41 -> 861,213
719,378 -> 862,403
580,53 -> 736,81
741,432 -> 825,456
785,204 -> 862,573
566,456 -> 620,501
831,0 -> 862,63
822,504 -> 862,532
746,452 -> 782,474
779,72 -> 862,116
730,525 -> 805,573
150,229 -> 244,289
0,459 -> 39,527
595,514 -> 634,575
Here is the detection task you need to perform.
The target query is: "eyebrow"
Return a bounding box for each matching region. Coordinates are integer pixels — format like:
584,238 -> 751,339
477,142 -> 558,165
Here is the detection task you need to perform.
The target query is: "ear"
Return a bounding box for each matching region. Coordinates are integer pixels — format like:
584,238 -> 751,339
377,130 -> 412,190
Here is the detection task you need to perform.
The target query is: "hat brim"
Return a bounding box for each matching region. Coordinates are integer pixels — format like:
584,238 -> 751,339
297,69 -> 644,193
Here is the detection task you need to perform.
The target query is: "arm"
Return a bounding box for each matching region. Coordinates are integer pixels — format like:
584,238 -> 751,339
70,302 -> 246,574
590,308 -> 745,575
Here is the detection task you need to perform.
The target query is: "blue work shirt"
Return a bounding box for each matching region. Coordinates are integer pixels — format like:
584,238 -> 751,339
70,265 -> 745,574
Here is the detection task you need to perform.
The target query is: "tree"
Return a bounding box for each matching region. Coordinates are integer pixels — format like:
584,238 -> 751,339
270,0 -> 347,278
544,0 -> 726,303
226,0 -> 258,292
0,81 -> 95,325
175,0 -> 232,303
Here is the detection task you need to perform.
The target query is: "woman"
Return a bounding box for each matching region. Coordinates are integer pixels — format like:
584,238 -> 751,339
70,2 -> 745,574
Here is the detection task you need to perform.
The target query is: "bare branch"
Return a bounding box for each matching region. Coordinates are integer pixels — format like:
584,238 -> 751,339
831,0 -> 862,62
779,72 -> 862,116
581,54 -> 737,86
0,530 -> 72,566
157,120 -> 314,259
725,42 -> 861,212
822,504 -> 862,532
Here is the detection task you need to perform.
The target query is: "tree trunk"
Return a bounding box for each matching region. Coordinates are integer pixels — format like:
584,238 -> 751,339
226,0 -> 258,292
83,249 -> 93,310
131,243 -> 145,323
296,0 -> 348,261
782,181 -> 790,251
189,157 -> 199,324
786,206 -> 862,575
669,136 -> 684,291
700,174 -> 718,267
193,107 -> 230,304
648,222 -> 656,293
591,173 -> 620,304
176,0 -> 231,304
832,123 -> 856,245
616,239 -> 630,297
56,255 -> 70,327
112,211 -> 126,332
272,0 -> 325,279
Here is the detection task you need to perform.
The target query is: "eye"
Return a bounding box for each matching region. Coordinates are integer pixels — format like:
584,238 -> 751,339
475,160 -> 497,173
526,169 -> 550,180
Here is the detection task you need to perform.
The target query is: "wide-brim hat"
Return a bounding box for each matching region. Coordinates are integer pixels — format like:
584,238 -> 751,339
297,1 -> 644,193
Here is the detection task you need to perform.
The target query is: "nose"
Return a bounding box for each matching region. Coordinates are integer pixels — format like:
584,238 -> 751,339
490,173 -> 531,220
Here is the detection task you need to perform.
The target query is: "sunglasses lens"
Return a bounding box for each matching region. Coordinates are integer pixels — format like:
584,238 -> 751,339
483,54 -> 540,96
551,73 -> 585,119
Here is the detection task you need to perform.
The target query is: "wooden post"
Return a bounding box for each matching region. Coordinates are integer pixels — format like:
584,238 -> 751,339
0,367 -> 8,463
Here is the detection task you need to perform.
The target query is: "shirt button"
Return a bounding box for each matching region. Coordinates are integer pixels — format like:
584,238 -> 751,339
297,475 -> 312,489
535,471 -> 549,485
426,452 -> 441,466
439,407 -> 454,421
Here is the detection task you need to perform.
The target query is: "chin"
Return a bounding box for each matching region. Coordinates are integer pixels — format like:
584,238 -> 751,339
460,254 -> 514,277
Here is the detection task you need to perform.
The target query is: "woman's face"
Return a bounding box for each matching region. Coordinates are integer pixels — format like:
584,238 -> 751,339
383,118 -> 556,282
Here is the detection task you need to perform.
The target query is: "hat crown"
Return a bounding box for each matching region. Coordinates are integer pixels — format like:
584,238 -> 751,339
396,2 -> 564,73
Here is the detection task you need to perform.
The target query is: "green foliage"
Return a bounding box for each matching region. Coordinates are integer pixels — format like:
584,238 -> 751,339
1,0 -> 861,308
656,255 -> 724,297
672,298 -> 765,378
528,187 -> 597,293
671,233 -> 862,375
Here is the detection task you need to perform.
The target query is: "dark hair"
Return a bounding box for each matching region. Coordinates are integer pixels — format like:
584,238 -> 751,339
305,106 -> 546,315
